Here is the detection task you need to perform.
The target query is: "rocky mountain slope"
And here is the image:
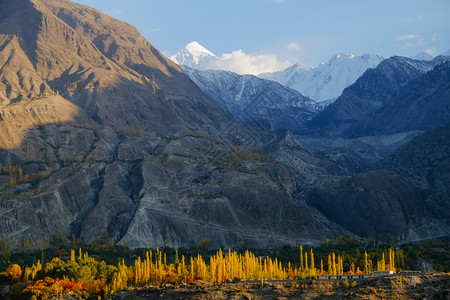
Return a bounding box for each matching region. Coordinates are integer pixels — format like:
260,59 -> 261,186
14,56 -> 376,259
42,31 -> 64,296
183,66 -> 321,132
303,56 -> 450,138
303,124 -> 450,241
380,124 -> 450,189
349,61 -> 450,137
0,0 -> 234,137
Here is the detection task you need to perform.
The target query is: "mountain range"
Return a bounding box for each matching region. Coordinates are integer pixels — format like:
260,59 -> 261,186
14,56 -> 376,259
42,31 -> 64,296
182,66 -> 321,132
260,53 -> 384,103
0,0 -> 449,249
171,42 -> 384,103
303,55 -> 450,138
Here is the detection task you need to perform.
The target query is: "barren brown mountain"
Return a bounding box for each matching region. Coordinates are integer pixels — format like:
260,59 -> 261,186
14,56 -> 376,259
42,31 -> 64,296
0,0 -> 234,143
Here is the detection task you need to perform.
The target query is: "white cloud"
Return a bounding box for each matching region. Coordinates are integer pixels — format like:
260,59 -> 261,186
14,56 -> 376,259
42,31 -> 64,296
432,33 -> 439,41
287,43 -> 301,51
209,50 -> 291,75
394,34 -> 425,48
395,34 -> 419,41
271,0 -> 285,3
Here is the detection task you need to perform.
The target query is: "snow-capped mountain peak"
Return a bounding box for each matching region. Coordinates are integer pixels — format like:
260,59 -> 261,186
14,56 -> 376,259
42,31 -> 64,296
170,41 -> 216,68
411,51 -> 434,61
259,63 -> 306,86
184,41 -> 215,59
260,53 -> 384,102
333,53 -> 354,60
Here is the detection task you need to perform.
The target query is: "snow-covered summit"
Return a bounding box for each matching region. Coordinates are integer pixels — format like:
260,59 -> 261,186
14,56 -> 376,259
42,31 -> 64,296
170,41 -> 217,69
411,51 -> 434,61
260,63 -> 305,86
184,41 -> 215,60
260,53 -> 384,102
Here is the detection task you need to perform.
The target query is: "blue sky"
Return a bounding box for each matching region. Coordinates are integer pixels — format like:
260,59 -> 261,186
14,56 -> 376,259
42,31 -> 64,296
73,0 -> 450,71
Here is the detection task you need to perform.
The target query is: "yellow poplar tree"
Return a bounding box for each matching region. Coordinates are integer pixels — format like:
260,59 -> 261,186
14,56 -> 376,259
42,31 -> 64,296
332,253 -> 336,275
328,255 -> 332,274
304,251 -> 308,271
300,245 -> 303,270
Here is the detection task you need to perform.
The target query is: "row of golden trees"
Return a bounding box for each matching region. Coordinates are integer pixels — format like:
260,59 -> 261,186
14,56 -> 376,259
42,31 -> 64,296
9,246 -> 403,299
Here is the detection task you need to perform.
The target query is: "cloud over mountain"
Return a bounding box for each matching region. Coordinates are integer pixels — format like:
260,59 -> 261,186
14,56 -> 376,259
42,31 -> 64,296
170,42 -> 291,75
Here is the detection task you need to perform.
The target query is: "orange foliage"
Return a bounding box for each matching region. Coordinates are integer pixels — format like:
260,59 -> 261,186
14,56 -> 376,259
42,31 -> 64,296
186,277 -> 195,284
83,279 -> 106,296
61,280 -> 84,291
24,280 -> 46,296
7,264 -> 22,279
44,276 -> 55,285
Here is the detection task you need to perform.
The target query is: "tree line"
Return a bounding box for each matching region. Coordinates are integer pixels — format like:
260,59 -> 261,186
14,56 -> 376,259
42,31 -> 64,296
2,245 -> 405,299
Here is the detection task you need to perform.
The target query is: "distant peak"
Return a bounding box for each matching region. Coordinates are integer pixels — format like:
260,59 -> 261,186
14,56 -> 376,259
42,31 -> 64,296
411,51 -> 434,61
361,53 -> 382,59
333,53 -> 354,60
327,53 -> 384,64
184,41 -> 215,57
286,63 -> 303,71
170,41 -> 216,67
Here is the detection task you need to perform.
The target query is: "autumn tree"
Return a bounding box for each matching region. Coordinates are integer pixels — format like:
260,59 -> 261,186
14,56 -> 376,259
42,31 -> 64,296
304,251 -> 308,271
7,264 -> 22,279
332,252 -> 336,275
299,245 -> 303,270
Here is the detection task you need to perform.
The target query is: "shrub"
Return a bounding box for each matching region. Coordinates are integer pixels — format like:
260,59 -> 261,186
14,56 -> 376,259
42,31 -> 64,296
7,264 -> 22,279
343,279 -> 349,287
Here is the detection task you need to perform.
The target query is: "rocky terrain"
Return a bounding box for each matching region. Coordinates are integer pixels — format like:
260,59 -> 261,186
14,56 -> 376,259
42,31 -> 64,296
0,0 -> 234,136
0,0 -> 449,250
303,56 -> 450,139
183,66 -> 321,132
110,273 -> 450,300
0,0 -> 345,249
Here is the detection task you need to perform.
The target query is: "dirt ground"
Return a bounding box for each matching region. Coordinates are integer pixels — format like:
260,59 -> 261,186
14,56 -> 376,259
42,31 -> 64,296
110,273 -> 450,299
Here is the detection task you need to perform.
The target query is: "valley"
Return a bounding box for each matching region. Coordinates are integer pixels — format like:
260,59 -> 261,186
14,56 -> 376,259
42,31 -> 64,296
0,0 -> 449,298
